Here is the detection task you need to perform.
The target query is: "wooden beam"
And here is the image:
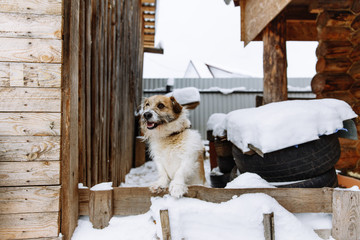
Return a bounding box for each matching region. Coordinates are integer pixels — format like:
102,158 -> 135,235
263,11 -> 288,104
286,20 -> 317,41
263,213 -> 275,240
240,0 -> 292,45
0,0 -> 63,15
143,47 -> 164,54
61,0 -> 80,239
89,190 -> 113,229
160,210 -> 172,240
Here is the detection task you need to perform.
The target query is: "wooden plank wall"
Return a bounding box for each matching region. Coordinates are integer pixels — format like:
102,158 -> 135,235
0,0 -> 62,239
78,0 -> 144,188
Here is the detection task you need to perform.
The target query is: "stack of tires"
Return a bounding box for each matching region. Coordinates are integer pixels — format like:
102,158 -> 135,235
232,133 -> 340,188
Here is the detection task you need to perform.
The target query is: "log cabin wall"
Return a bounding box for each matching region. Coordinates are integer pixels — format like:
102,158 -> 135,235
0,0 -> 63,239
311,0 -> 360,174
77,0 -> 144,188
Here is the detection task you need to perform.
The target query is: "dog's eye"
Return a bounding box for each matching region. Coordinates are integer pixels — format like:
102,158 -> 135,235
157,103 -> 165,109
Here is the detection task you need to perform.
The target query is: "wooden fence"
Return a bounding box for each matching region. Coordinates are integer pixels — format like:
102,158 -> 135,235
77,0 -> 144,188
79,186 -> 360,240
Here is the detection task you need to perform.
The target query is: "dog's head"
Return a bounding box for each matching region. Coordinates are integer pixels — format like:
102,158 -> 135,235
141,95 -> 183,130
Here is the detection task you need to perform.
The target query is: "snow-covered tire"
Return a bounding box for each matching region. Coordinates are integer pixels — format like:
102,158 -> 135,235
275,168 -> 338,188
232,133 -> 340,182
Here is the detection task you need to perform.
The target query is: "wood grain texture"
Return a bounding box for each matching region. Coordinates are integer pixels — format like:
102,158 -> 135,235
240,0 -> 292,45
77,187 -> 335,216
0,38 -> 61,63
0,87 -> 61,112
0,136 -> 60,161
0,113 -> 60,136
0,186 -> 60,214
0,12 -> 62,39
160,209 -> 171,240
0,62 -> 61,87
0,0 -> 62,15
0,212 -> 59,239
0,161 -> 60,186
332,189 -> 360,240
89,190 -> 113,229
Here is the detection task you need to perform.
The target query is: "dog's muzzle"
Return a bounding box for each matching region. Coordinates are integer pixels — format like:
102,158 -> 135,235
143,111 -> 160,130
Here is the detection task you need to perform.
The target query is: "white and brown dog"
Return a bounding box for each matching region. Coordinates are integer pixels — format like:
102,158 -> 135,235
140,95 -> 206,198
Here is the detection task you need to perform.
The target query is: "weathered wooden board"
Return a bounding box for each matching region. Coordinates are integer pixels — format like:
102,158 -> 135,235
0,161 -> 60,186
332,189 -> 360,239
0,87 -> 61,112
0,12 -> 62,39
0,38 -> 61,63
0,212 -> 59,239
0,113 -> 60,136
0,186 -> 60,214
78,187 -> 334,216
0,136 -> 60,161
89,190 -> 113,229
240,0 -> 292,45
0,0 -> 62,15
0,62 -> 61,87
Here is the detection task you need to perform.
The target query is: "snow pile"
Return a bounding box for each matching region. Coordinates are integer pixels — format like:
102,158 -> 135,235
120,161 -> 159,187
225,172 -> 275,189
150,194 -> 322,240
206,113 -> 226,133
166,87 -> 201,105
209,99 -> 357,153
201,86 -> 246,94
90,182 -> 113,191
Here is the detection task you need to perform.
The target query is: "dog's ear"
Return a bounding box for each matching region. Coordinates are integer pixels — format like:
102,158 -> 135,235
170,96 -> 182,114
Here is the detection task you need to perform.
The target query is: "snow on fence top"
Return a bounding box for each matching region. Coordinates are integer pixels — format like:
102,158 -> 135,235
208,98 -> 357,154
165,87 -> 200,105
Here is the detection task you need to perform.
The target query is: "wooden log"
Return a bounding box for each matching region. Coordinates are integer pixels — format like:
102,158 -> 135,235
332,189 -> 360,239
0,161 -> 60,186
316,57 -> 352,73
0,62 -> 61,87
352,15 -> 360,31
0,186 -> 60,214
0,136 -> 60,161
316,40 -> 353,59
0,212 -> 59,239
311,73 -> 354,94
350,80 -> 360,99
317,11 -> 355,28
349,62 -> 360,81
352,0 -> 360,14
79,188 -> 90,215
351,29 -> 360,45
0,0 -> 62,15
286,20 -> 317,41
351,101 -> 360,115
339,138 -> 360,158
319,91 -> 357,106
160,209 -> 171,240
317,26 -> 351,41
350,45 -> 360,62
263,212 -> 275,240
0,12 -> 62,39
0,38 -> 61,63
89,190 -> 113,229
0,87 -> 61,112
310,0 -> 354,12
0,113 -> 61,136
263,11 -> 287,104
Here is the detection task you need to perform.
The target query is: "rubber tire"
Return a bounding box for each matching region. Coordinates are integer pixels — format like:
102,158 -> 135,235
232,133 -> 340,182
275,168 -> 338,188
210,172 -> 230,188
218,156 -> 236,173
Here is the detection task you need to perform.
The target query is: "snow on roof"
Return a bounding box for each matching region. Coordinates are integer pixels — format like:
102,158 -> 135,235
166,87 -> 201,105
208,99 -> 357,154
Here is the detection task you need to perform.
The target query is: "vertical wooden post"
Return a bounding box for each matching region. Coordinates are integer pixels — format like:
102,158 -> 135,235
61,0 -> 80,239
160,209 -> 172,240
332,189 -> 360,240
263,11 -> 288,105
263,212 -> 275,240
89,189 -> 113,229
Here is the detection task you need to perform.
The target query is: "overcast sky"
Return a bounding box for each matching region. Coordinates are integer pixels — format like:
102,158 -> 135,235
143,0 -> 318,78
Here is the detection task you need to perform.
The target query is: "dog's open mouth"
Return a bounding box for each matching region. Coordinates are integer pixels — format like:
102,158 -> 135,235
147,122 -> 159,130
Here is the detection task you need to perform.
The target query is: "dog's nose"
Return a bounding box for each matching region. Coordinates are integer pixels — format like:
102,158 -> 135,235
143,112 -> 153,120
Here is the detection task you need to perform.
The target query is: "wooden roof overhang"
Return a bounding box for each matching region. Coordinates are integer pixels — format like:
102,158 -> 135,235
142,0 -> 163,54
235,0 -> 318,46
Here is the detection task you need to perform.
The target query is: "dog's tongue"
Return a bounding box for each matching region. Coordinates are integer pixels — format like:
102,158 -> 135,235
147,122 -> 155,128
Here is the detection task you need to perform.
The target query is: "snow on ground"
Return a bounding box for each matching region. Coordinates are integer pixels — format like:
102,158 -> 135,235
209,99 -> 357,153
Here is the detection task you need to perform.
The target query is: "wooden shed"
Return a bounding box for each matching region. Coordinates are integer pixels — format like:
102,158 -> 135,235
0,0 -> 158,239
235,0 -> 360,175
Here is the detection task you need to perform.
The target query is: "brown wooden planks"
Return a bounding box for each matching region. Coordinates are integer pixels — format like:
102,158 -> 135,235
0,87 -> 61,112
0,12 -> 62,39
0,136 -> 60,161
0,161 -> 60,186
0,212 -> 59,239
0,0 -> 62,15
0,113 -> 60,136
0,186 -> 60,214
0,62 -> 61,87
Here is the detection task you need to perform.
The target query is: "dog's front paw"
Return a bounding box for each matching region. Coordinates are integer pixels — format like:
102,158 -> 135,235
169,182 -> 188,198
149,182 -> 167,194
